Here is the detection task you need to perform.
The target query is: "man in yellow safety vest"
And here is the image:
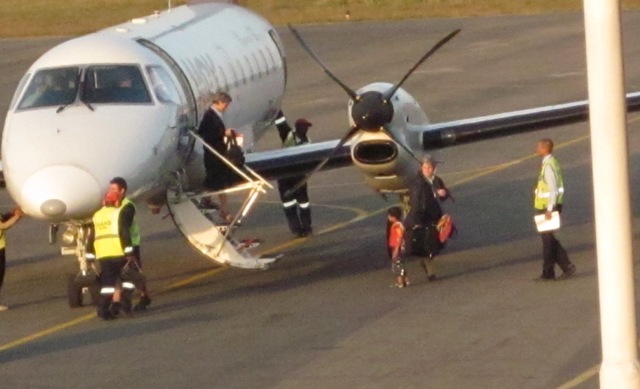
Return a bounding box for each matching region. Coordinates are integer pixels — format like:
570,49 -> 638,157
274,112 -> 313,237
534,138 -> 576,281
0,207 -> 24,311
108,177 -> 150,311
87,190 -> 136,320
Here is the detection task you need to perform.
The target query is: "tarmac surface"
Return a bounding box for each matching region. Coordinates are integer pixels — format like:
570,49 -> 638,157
1,11 -> 640,389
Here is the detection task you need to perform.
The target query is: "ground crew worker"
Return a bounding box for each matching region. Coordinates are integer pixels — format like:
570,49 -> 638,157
0,207 -> 24,311
87,190 -> 136,320
108,177 -> 151,311
534,138 -> 576,281
275,111 -> 313,237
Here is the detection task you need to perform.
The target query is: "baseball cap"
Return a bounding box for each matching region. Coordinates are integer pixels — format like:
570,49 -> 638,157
295,118 -> 312,127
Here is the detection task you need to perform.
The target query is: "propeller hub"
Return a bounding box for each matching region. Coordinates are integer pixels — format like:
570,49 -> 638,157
351,91 -> 394,130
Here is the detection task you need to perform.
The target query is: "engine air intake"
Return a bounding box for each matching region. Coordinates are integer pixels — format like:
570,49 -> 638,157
353,141 -> 398,165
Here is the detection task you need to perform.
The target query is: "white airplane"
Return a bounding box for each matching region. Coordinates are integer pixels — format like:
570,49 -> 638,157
3,1 -> 640,307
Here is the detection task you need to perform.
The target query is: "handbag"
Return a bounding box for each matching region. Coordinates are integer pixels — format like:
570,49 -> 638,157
121,260 -> 146,288
437,214 -> 457,243
225,131 -> 245,167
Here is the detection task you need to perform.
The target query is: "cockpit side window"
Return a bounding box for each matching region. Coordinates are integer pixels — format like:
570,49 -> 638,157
82,65 -> 151,104
17,67 -> 80,110
10,72 -> 31,111
146,65 -> 182,105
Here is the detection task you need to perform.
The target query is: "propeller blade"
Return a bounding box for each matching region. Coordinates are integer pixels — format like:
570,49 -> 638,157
384,29 -> 461,100
381,127 -> 421,163
288,24 -> 359,100
285,125 -> 361,197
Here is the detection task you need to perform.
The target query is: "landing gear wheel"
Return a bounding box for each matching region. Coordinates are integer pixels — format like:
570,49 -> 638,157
88,281 -> 101,306
67,273 -> 100,308
67,274 -> 82,308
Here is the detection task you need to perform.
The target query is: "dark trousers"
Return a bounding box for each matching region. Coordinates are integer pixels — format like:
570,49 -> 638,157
539,205 -> 573,278
0,248 -> 5,296
123,246 -> 147,295
277,177 -> 311,234
97,258 -> 126,308
204,151 -> 235,190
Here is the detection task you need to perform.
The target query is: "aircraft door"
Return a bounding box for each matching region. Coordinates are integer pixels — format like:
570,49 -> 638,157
137,39 -> 198,162
268,29 -> 287,88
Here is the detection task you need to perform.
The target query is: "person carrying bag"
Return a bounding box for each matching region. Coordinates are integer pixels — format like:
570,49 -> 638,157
225,130 -> 245,167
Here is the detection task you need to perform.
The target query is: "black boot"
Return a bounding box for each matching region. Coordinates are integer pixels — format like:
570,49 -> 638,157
299,207 -> 312,236
120,289 -> 134,317
283,206 -> 303,236
97,295 -> 115,320
133,295 -> 151,312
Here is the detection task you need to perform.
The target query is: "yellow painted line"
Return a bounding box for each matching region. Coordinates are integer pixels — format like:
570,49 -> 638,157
448,134 -> 591,187
0,313 -> 95,352
442,135 -> 590,179
553,114 -> 640,388
556,364 -> 599,389
164,267 -> 229,290
442,113 -> 639,180
0,202 -> 369,352
0,125 -> 625,355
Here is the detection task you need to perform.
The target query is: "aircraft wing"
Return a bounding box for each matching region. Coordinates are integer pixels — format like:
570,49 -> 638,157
246,92 -> 640,180
421,91 -> 640,149
246,140 -> 351,180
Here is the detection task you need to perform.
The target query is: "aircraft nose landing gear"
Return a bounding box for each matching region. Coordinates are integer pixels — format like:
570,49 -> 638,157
67,272 -> 100,308
60,223 -> 101,308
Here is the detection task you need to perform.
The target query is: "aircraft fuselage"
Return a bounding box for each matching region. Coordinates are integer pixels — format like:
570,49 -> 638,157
2,3 -> 286,221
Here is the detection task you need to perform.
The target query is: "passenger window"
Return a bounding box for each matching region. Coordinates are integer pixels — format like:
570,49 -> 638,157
265,48 -> 276,70
82,65 -> 151,104
235,59 -> 246,85
17,67 -> 80,110
258,50 -> 269,75
146,65 -> 182,104
244,56 -> 255,81
217,66 -> 229,92
250,53 -> 262,78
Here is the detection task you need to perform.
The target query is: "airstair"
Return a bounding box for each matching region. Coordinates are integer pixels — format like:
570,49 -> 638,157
166,132 -> 279,270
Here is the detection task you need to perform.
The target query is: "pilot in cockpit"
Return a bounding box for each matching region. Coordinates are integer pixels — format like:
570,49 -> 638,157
31,73 -> 67,107
110,70 -> 147,103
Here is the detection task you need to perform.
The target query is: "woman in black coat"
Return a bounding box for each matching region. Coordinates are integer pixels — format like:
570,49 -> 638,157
404,156 -> 448,281
197,92 -> 236,221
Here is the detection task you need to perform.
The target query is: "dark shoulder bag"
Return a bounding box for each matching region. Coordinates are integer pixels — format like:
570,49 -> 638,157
225,132 -> 245,167
410,225 -> 441,257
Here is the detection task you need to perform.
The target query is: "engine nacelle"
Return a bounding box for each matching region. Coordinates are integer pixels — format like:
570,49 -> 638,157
348,83 -> 430,193
350,131 -> 420,193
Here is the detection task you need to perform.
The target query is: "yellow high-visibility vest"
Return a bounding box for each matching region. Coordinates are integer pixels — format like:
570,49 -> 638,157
120,198 -> 140,246
534,156 -> 565,210
283,132 -> 310,148
92,206 -> 125,259
0,231 -> 5,250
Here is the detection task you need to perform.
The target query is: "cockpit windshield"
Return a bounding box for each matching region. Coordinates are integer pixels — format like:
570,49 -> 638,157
82,65 -> 151,104
17,67 -> 80,110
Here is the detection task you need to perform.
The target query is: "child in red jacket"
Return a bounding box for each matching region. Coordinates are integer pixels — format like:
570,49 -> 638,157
387,206 -> 408,288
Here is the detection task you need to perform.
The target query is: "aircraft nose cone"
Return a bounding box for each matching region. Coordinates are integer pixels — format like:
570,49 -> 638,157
22,166 -> 101,220
40,199 -> 67,217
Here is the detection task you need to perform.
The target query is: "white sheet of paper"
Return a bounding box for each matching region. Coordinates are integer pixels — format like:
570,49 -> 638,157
534,211 -> 561,232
